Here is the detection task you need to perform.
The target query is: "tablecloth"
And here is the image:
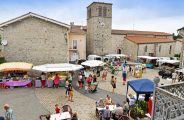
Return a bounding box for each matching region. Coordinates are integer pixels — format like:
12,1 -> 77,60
97,105 -> 117,111
50,112 -> 71,120
4,80 -> 31,87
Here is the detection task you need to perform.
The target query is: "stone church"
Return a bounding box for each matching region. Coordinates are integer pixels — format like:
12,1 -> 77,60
0,2 -> 177,64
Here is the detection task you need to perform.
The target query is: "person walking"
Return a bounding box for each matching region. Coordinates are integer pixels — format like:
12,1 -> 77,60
78,73 -> 83,89
4,104 -> 14,120
122,71 -> 127,85
53,74 -> 60,88
65,79 -> 69,97
41,72 -> 46,88
102,69 -> 108,80
111,76 -> 116,93
68,83 -> 74,102
178,72 -> 183,82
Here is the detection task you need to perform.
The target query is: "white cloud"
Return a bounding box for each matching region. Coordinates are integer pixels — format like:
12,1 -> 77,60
0,2 -> 183,34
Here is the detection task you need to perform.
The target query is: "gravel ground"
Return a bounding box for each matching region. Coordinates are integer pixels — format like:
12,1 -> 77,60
97,68 -> 172,95
35,88 -> 97,120
0,88 -> 49,120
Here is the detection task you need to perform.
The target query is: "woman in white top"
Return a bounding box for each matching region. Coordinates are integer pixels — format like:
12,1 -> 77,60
65,79 -> 69,97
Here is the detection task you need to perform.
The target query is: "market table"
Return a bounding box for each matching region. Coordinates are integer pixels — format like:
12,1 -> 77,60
4,80 -> 31,87
96,105 -> 118,111
50,112 -> 71,120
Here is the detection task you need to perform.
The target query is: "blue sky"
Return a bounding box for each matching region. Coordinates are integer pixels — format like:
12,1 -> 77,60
0,0 -> 184,33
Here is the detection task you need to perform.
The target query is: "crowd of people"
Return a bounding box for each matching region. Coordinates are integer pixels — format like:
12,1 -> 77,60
96,95 -> 129,120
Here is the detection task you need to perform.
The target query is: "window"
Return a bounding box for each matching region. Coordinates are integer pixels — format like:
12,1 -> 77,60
144,46 -> 147,52
103,7 -> 107,17
73,40 -> 77,49
159,45 -> 161,53
169,45 -> 172,54
88,8 -> 91,18
98,6 -> 102,16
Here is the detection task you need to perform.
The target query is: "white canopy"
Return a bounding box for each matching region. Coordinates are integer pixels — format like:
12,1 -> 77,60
176,68 -> 184,73
106,54 -> 127,57
138,56 -> 158,60
32,63 -> 83,72
81,60 -> 105,67
157,59 -> 180,64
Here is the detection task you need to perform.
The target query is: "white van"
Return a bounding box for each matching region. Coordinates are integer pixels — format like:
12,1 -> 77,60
87,55 -> 102,61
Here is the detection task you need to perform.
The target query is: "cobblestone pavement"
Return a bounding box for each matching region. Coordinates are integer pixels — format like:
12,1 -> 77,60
0,68 -> 174,120
35,88 -> 97,120
0,88 -> 49,120
72,74 -> 126,104
97,68 -> 173,95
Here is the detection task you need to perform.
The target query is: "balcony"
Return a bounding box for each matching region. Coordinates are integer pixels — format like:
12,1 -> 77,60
152,82 -> 184,120
69,47 -> 78,51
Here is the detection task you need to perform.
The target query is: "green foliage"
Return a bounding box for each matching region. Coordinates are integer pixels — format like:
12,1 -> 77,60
0,57 -> 6,63
174,53 -> 180,58
136,101 -> 148,113
130,105 -> 145,119
130,101 -> 148,119
173,33 -> 183,40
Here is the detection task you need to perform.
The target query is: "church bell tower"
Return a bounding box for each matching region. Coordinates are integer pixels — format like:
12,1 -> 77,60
87,2 -> 112,56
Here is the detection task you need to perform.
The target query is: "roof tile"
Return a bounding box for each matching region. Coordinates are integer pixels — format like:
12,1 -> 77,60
125,36 -> 175,44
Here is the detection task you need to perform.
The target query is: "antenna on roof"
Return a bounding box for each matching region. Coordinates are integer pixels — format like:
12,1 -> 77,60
132,17 -> 135,31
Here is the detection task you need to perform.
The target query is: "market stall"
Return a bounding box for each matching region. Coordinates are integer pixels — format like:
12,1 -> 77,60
32,63 -> 83,87
81,60 -> 105,67
81,60 -> 105,77
0,62 -> 33,88
126,79 -> 154,101
127,63 -> 143,78
157,60 -> 180,79
137,56 -> 158,68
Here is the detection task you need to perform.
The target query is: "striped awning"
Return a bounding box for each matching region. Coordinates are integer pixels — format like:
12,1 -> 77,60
0,62 -> 33,72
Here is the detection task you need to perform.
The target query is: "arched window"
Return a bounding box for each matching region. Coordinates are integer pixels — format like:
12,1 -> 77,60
103,6 -> 107,17
117,49 -> 121,54
98,6 -> 102,16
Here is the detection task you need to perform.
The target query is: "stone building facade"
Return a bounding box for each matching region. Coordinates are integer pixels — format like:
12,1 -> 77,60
0,12 -> 70,65
87,2 -> 112,56
0,2 -> 179,64
86,2 -> 176,60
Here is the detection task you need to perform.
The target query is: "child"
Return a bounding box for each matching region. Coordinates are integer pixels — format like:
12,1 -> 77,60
55,104 -> 60,114
68,83 -> 74,102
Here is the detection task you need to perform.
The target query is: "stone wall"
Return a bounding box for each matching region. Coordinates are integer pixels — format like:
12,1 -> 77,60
87,2 -> 112,56
138,42 -> 175,57
123,38 -> 138,60
174,39 -> 182,55
1,17 -> 68,65
111,34 -> 124,54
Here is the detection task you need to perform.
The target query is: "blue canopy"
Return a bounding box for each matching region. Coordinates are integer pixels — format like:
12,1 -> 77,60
127,79 -> 155,94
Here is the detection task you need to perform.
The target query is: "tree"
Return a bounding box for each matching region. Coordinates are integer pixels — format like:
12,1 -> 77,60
173,33 -> 183,40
